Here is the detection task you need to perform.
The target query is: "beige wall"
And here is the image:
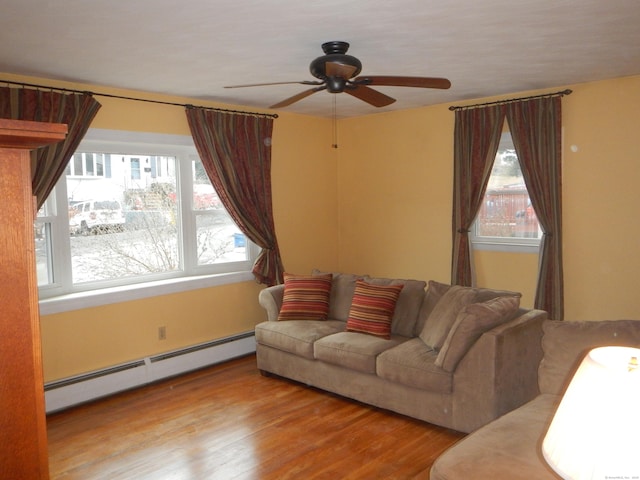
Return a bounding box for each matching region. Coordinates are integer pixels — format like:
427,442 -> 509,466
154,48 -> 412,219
561,76 -> 640,319
271,114 -> 339,273
4,72 -> 639,381
40,282 -> 265,378
337,75 -> 640,321
337,105 -> 454,283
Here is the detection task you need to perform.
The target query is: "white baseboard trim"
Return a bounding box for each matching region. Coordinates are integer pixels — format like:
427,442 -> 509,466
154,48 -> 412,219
44,332 -> 256,413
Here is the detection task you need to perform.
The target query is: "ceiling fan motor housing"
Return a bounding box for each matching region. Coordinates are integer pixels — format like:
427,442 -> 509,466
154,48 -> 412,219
309,41 -> 362,84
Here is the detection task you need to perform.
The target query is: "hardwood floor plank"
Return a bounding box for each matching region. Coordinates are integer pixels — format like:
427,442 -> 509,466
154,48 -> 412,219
47,355 -> 464,479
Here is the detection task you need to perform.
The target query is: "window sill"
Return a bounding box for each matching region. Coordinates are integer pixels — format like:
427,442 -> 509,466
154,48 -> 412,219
39,271 -> 255,316
472,241 -> 540,254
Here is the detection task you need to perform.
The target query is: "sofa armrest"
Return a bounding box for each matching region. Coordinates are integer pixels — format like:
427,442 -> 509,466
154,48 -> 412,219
451,308 -> 547,432
258,285 -> 285,322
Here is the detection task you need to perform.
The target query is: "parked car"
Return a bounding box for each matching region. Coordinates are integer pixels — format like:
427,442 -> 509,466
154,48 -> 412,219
69,200 -> 126,235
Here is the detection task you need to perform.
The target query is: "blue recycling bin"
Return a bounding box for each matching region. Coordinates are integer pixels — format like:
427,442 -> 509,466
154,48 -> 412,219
233,233 -> 246,248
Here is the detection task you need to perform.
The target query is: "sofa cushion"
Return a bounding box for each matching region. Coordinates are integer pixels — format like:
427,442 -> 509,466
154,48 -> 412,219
539,319 -> 640,395
376,338 -> 453,393
419,285 -> 479,350
313,269 -> 366,321
366,277 -> 427,337
346,280 -> 404,339
277,273 -> 333,321
314,331 -> 407,374
414,280 -> 451,336
419,283 -> 523,351
435,295 -> 521,372
474,286 -> 523,303
255,320 -> 345,360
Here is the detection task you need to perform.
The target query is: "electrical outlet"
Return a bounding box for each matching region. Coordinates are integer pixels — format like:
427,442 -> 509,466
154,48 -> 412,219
158,326 -> 166,340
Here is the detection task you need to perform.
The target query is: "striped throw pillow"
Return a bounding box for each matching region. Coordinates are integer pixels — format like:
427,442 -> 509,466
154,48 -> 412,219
277,273 -> 333,321
346,280 -> 404,339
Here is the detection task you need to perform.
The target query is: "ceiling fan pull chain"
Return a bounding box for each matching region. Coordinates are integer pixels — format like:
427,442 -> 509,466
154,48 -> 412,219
332,95 -> 338,149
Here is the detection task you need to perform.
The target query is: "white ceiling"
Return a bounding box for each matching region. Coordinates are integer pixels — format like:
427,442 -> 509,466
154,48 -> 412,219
1,0 -> 639,118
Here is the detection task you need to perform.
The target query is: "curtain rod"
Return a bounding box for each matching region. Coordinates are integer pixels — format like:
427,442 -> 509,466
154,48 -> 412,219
448,89 -> 572,111
1,78 -> 278,119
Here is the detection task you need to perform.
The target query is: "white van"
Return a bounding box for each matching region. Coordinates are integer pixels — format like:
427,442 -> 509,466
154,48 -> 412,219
69,200 -> 126,235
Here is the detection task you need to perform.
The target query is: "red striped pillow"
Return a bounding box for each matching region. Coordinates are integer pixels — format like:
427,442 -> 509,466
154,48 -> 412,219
277,273 -> 333,321
346,280 -> 404,339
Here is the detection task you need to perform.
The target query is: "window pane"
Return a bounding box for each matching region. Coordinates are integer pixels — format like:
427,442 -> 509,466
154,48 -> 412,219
475,134 -> 540,240
68,153 -> 179,284
35,221 -> 53,286
192,161 -> 222,211
195,214 -> 247,266
192,158 -> 246,266
35,198 -> 55,286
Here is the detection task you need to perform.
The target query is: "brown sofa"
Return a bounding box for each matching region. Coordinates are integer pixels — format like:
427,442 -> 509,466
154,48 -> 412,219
430,319 -> 640,479
255,271 -> 547,433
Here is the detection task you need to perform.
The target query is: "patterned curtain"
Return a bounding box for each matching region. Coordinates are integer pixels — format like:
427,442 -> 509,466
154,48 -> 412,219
185,107 -> 284,286
0,87 -> 101,209
506,97 -> 564,319
451,105 -> 505,286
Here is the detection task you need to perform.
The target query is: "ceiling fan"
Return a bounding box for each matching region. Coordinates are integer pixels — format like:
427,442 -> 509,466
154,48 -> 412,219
224,41 -> 451,109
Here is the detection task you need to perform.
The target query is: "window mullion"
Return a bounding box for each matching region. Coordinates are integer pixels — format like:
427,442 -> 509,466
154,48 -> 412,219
178,152 -> 195,273
55,176 -> 74,291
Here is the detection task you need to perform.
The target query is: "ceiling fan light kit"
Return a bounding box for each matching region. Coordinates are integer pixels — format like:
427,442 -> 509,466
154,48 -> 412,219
225,41 -> 451,109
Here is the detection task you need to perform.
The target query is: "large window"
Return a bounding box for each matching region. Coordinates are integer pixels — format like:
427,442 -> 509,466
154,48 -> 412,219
35,129 -> 256,306
471,131 -> 541,252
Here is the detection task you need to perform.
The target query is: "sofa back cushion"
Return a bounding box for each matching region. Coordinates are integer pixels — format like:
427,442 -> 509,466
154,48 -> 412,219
417,281 -> 522,348
539,319 -> 640,395
419,285 -> 479,350
414,280 -> 451,336
312,270 -> 365,321
435,295 -> 521,372
366,277 -> 427,337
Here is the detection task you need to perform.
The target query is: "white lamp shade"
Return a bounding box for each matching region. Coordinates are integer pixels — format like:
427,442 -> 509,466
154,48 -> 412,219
542,346 -> 640,480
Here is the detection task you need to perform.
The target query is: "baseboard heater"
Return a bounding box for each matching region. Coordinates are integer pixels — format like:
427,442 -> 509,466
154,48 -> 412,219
44,331 -> 256,413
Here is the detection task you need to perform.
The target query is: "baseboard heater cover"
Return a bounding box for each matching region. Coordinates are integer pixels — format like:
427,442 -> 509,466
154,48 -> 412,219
44,331 -> 255,413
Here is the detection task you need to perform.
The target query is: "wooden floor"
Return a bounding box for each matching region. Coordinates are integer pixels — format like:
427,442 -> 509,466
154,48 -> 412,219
47,354 -> 465,479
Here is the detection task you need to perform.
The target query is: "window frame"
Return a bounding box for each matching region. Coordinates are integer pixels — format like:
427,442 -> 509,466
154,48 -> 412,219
470,131 -> 542,254
37,128 -> 258,315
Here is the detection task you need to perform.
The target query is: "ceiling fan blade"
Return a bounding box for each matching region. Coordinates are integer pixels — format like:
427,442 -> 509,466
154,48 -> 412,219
344,85 -> 396,107
354,76 -> 452,89
225,80 -> 322,88
270,87 -> 325,108
325,61 -> 359,79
